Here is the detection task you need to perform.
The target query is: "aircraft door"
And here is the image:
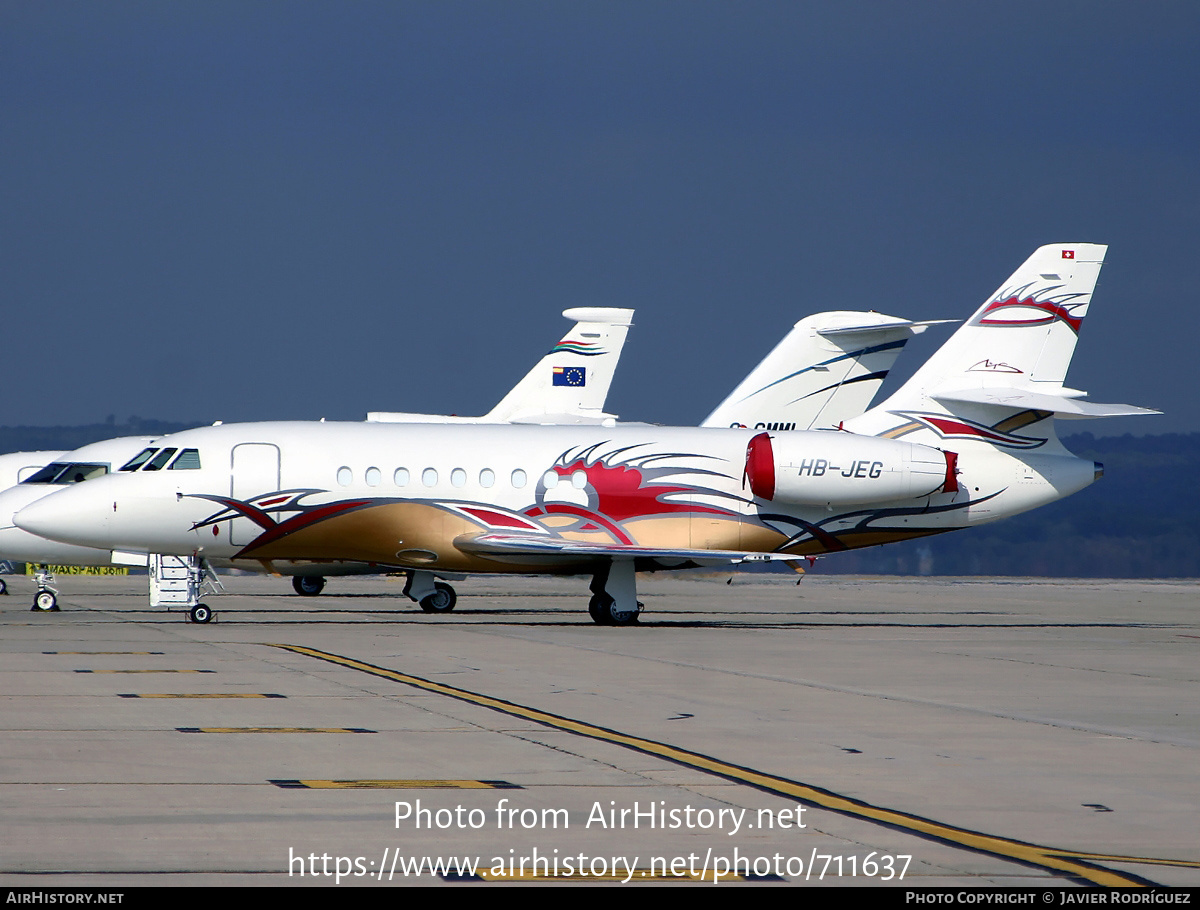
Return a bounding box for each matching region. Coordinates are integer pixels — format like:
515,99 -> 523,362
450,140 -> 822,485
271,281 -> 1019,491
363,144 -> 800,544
230,443 -> 281,546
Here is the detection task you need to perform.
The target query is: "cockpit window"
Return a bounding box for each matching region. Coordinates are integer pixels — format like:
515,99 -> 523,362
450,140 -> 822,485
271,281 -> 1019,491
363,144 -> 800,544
62,463 -> 108,483
22,462 -> 110,485
142,448 -> 178,471
168,449 -> 201,470
23,463 -> 69,484
120,448 -> 158,472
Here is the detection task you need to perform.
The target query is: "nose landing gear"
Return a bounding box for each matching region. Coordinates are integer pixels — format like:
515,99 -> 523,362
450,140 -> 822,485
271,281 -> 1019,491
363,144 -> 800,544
30,566 -> 59,612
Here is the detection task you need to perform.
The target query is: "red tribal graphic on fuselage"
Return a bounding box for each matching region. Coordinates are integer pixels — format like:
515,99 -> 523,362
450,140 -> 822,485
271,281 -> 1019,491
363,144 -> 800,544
523,442 -> 743,544
879,411 -> 1049,449
186,442 -> 747,560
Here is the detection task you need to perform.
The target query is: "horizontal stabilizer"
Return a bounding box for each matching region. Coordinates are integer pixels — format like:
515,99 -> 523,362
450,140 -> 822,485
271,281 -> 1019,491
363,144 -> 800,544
366,411 -> 620,425
933,387 -> 1161,419
507,413 -> 619,426
559,307 -> 634,327
817,318 -> 956,338
367,412 -> 485,424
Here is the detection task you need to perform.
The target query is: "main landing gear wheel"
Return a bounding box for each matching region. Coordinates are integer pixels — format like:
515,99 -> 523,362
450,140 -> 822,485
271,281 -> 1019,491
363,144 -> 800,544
419,582 -> 457,613
0,578 -> 7,595
292,576 -> 326,596
189,603 -> 213,624
32,590 -> 59,612
588,594 -> 611,625
588,594 -> 641,626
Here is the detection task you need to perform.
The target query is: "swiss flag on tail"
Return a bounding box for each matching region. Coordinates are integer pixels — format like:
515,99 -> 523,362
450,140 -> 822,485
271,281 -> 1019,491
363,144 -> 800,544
1062,250 -> 1075,259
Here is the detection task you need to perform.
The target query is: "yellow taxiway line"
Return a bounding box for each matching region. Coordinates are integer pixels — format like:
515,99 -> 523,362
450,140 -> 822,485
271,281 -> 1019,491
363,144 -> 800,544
270,644 -> 1192,887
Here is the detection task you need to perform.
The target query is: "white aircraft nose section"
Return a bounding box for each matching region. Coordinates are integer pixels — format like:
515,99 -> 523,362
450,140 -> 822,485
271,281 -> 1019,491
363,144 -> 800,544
0,484 -> 58,531
14,486 -> 111,548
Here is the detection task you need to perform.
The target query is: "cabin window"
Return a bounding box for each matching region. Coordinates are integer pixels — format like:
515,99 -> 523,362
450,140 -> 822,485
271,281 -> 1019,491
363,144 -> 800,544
168,449 -> 201,470
450,468 -> 467,488
422,468 -> 438,487
542,470 -> 559,489
337,466 -> 353,486
394,468 -> 410,487
572,470 -> 588,489
478,468 -> 495,488
511,469 -> 527,489
119,448 -> 158,472
142,448 -> 178,471
365,467 -> 381,487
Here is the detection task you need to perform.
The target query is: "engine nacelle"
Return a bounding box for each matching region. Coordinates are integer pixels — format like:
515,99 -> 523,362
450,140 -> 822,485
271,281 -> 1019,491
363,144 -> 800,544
744,431 -> 957,507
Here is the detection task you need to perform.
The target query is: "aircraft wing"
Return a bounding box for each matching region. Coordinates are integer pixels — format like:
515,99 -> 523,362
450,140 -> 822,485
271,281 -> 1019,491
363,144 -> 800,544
455,532 -> 789,566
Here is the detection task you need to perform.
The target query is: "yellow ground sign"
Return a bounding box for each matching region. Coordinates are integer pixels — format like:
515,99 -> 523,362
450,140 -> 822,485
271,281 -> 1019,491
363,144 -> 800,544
17,564 -> 129,576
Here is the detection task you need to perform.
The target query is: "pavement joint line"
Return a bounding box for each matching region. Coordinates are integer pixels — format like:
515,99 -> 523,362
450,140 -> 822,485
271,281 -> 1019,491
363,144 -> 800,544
116,692 -> 285,698
177,727 -> 376,734
75,669 -> 216,673
269,779 -> 521,789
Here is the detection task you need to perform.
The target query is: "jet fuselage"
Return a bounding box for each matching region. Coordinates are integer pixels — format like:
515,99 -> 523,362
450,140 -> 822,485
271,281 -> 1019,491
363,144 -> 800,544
15,420 -> 1097,575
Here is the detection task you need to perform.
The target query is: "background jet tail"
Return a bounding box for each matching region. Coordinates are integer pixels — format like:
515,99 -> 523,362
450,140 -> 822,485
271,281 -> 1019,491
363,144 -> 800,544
367,307 -> 634,425
484,307 -> 634,424
845,243 -> 1158,450
700,311 -> 949,431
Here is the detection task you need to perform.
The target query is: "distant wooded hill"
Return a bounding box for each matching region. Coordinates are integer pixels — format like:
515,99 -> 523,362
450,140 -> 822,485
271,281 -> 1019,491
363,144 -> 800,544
0,423 -> 1193,578
818,432 -> 1200,578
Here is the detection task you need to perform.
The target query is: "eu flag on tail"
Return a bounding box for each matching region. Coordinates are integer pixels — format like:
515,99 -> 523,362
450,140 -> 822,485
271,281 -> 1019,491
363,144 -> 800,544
552,366 -> 586,387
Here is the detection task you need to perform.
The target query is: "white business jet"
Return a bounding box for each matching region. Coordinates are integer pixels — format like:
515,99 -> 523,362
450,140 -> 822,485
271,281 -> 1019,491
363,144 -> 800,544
0,450 -> 64,594
16,244 -> 1157,625
0,304 -> 928,615
0,308 -> 635,610
0,436 -> 161,607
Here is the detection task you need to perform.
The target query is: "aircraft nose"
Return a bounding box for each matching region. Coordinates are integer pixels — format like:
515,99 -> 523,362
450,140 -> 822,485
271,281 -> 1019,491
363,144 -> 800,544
14,487 -> 107,547
0,486 -> 51,530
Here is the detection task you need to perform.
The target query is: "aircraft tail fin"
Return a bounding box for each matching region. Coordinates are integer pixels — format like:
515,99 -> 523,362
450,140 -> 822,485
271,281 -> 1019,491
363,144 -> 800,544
367,307 -> 633,426
845,243 -> 1159,448
484,307 -> 634,424
700,312 -> 950,431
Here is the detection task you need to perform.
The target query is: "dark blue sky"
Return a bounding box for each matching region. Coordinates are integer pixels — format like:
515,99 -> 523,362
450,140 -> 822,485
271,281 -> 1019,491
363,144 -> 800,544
3,1 -> 1196,434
